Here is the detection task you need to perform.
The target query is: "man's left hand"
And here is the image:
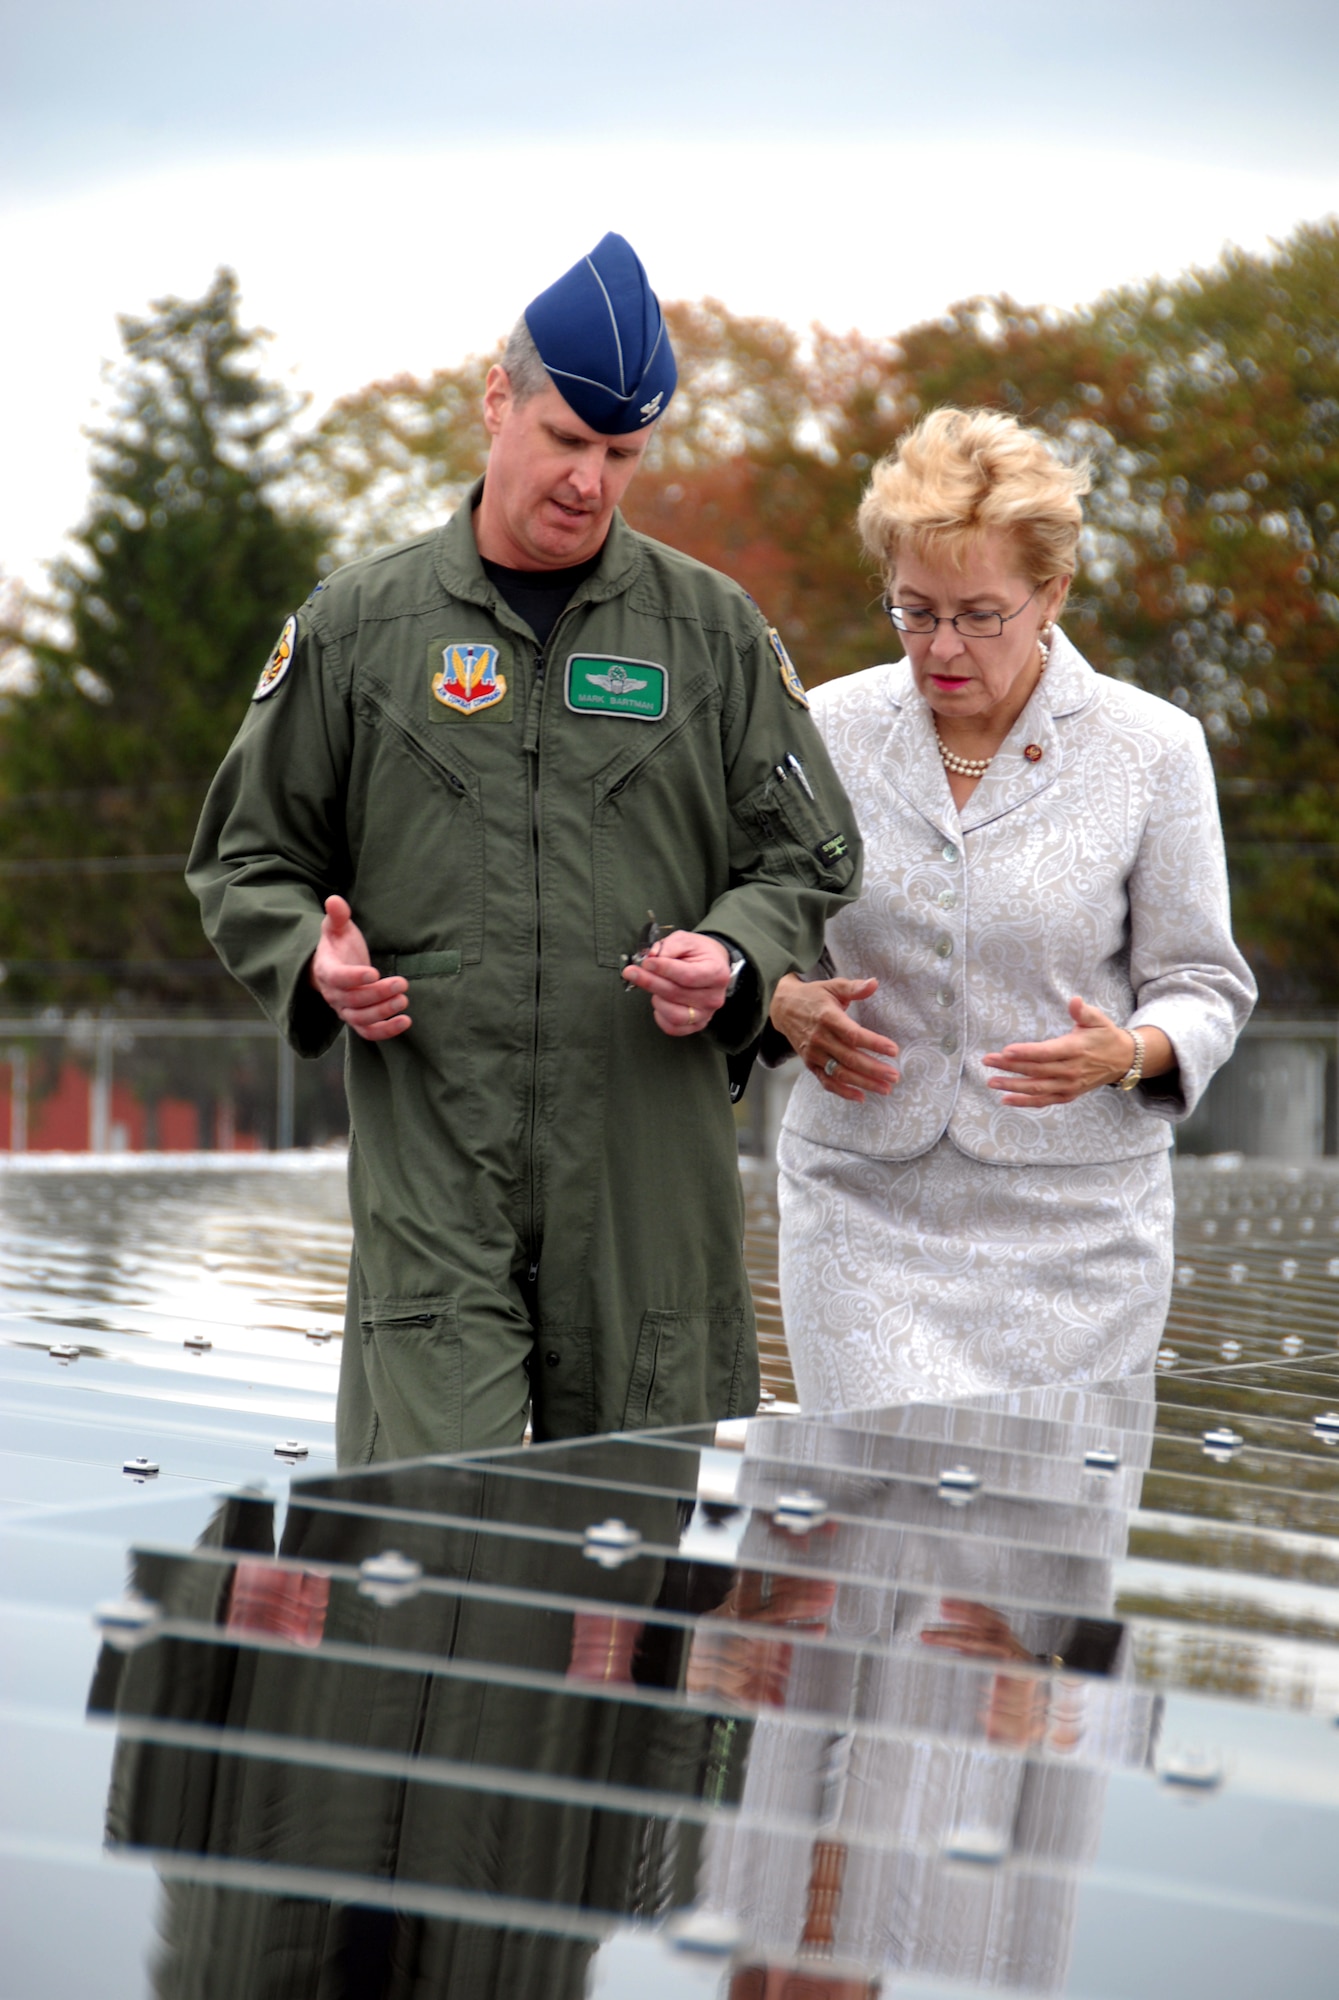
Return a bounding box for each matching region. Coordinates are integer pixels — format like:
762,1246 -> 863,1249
621,931 -> 732,1037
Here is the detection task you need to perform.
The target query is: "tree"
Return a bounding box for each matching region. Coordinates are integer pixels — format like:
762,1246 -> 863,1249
879,222 -> 1339,1001
0,268 -> 325,1005
292,349 -> 495,572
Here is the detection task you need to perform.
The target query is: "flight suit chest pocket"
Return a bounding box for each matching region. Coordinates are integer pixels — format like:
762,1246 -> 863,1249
376,779 -> 484,969
352,686 -> 487,968
360,1297 -> 463,1460
588,683 -> 721,969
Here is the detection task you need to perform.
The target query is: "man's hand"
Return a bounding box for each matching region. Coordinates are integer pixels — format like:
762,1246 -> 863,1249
984,995 -> 1169,1106
308,895 -> 412,1041
769,972 -> 899,1102
620,930 -> 732,1036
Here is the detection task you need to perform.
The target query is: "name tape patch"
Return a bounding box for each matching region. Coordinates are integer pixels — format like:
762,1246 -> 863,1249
565,654 -> 668,722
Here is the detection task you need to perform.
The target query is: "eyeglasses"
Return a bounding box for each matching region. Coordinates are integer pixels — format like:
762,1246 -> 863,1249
620,909 -> 676,989
884,584 -> 1041,640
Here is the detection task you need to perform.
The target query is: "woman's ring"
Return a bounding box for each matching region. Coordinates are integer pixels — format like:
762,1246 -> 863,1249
688,1007 -> 698,1026
823,1056 -> 840,1077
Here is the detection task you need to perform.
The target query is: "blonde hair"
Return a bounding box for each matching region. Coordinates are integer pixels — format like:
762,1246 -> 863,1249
856,407 -> 1090,587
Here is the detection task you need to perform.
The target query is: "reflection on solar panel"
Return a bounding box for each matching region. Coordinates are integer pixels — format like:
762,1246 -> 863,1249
3,1156 -> 1339,1997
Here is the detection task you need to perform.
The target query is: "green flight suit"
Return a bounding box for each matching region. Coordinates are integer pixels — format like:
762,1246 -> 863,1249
188,488 -> 860,1462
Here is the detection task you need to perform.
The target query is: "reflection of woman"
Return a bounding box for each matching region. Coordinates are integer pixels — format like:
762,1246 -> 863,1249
695,1378 -> 1161,1993
770,409 -> 1255,1407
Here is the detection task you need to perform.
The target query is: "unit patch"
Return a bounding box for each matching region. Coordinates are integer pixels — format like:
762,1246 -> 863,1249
768,627 -> 809,708
565,654 -> 668,722
253,615 -> 297,701
431,642 -> 509,718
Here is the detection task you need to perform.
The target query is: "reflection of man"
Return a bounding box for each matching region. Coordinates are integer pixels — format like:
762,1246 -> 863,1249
189,232 -> 859,1462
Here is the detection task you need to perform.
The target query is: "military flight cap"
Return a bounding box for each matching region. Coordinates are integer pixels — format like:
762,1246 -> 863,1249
523,231 -> 677,434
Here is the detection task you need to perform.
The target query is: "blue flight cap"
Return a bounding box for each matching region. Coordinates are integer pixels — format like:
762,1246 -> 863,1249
523,232 -> 677,434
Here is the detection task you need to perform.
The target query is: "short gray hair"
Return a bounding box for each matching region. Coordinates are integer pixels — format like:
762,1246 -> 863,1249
500,316 -> 553,405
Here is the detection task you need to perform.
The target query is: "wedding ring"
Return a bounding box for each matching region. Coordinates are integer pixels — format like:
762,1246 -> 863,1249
688,1007 -> 698,1026
823,1056 -> 839,1077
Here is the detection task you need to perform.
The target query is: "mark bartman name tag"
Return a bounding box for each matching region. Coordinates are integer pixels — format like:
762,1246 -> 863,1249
565,654 -> 668,722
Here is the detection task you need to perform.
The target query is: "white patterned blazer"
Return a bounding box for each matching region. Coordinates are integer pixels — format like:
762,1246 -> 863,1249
783,630 -> 1256,1168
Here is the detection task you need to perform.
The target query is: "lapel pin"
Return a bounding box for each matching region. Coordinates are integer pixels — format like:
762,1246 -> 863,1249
1024,743 -> 1043,762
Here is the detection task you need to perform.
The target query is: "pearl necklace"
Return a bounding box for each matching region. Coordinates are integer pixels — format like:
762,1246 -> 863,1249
934,627 -> 1052,781
935,734 -> 992,777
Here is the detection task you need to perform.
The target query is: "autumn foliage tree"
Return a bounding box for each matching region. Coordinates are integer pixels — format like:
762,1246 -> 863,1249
876,222 -> 1339,1001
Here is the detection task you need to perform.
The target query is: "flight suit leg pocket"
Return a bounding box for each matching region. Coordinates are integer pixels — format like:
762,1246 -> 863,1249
360,1295 -> 462,1461
622,1305 -> 753,1429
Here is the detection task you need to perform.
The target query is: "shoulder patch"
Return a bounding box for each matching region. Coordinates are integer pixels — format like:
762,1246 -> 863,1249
253,615 -> 297,701
768,626 -> 809,708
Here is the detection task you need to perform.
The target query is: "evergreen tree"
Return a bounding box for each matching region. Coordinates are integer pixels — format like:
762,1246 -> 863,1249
0,268 -> 325,1005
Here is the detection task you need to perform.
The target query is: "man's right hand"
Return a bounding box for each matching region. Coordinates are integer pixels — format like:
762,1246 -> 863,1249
308,895 -> 412,1041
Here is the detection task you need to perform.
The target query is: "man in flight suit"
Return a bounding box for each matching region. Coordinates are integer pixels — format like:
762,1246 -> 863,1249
188,233 -> 861,1464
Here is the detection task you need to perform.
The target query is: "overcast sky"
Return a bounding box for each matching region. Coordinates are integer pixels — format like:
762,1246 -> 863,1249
3,0 -> 1338,584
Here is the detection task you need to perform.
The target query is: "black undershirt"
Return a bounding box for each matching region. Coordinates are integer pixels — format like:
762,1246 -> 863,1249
481,551 -> 603,652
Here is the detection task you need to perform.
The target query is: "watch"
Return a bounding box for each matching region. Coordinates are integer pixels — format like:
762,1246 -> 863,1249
702,934 -> 748,999
721,943 -> 748,999
1112,1028 -> 1145,1092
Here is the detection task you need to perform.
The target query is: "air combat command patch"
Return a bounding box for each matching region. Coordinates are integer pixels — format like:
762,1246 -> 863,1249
768,627 -> 809,707
432,642 -> 508,717
253,615 -> 298,700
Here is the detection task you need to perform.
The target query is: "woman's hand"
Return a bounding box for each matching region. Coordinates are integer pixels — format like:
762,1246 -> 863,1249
920,1598 -> 1048,1747
920,1599 -> 1033,1664
769,972 -> 899,1102
984,996 -> 1172,1106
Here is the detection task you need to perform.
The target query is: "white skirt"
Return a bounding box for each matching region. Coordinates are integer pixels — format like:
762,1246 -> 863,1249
776,1129 -> 1174,1411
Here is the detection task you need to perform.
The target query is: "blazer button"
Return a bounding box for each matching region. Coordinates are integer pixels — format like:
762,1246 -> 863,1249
934,935 -> 953,959
545,1350 -> 561,1368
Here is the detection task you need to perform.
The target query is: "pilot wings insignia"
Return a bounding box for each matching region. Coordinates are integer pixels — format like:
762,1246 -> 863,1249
587,665 -> 647,695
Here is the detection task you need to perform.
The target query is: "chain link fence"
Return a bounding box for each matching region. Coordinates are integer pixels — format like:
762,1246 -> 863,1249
0,1017 -> 347,1154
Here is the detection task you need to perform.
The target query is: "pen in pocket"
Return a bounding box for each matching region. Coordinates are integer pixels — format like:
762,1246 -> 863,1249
785,753 -> 816,800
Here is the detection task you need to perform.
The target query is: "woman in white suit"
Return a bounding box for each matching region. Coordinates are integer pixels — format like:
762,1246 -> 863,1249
770,407 -> 1255,1408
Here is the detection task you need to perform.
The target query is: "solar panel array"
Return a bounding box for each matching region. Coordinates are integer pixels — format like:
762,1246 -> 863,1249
3,1156 -> 1339,1997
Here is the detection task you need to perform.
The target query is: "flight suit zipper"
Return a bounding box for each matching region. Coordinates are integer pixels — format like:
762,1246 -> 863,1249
520,599 -> 587,1287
